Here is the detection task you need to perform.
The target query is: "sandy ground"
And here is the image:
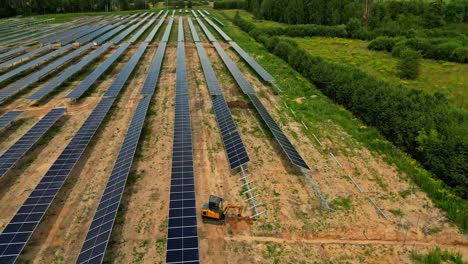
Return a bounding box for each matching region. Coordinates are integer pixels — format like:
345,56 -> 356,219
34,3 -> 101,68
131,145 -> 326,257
0,15 -> 465,264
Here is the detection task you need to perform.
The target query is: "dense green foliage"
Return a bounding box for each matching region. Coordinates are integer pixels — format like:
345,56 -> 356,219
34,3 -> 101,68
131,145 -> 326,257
214,0 -> 247,9
233,13 -> 467,203
397,48 -> 421,79
411,248 -> 464,264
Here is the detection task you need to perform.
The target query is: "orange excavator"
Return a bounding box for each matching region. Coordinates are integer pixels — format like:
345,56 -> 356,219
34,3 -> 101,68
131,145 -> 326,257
200,195 -> 244,224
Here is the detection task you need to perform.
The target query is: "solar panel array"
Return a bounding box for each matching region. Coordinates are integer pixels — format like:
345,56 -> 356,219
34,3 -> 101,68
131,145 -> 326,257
162,17 -> 175,42
60,24 -> 105,45
0,23 -> 72,46
195,17 -> 216,43
0,99 -> 114,264
76,95 -> 151,264
191,10 -> 198,18
228,41 -> 275,82
204,17 -> 231,41
0,111 -> 22,130
212,41 -> 256,94
187,18 -> 200,42
104,42 -> 149,97
213,17 -> 225,27
247,94 -> 310,170
0,44 -> 53,71
166,17 -> 200,264
0,44 -> 73,84
39,24 -> 90,44
204,10 -> 210,15
28,43 -> 112,101
144,11 -> 168,42
0,107 -> 65,180
110,13 -> 151,44
0,44 -> 92,103
0,47 -> 27,60
128,12 -> 159,43
65,43 -> 131,99
194,42 -> 223,95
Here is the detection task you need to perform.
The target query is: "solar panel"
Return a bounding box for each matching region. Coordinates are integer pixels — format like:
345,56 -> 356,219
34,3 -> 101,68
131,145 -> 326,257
144,11 -> 168,42
39,25 -> 91,44
76,95 -> 151,264
141,42 -> 167,95
195,17 -> 215,42
129,12 -> 160,43
213,17 -> 225,27
187,18 -> 200,42
0,99 -> 114,264
229,41 -> 275,82
247,94 -> 310,170
76,24 -> 114,44
162,17 -> 175,42
166,19 -> 200,264
204,10 -> 210,15
0,108 -> 65,179
60,24 -> 104,45
27,43 -> 111,101
0,44 -> 53,71
104,42 -> 149,97
65,43 -> 131,99
0,44 -> 73,85
0,29 -> 34,42
178,17 -> 184,42
0,47 -> 27,60
191,10 -> 198,18
197,10 -> 206,18
204,17 -> 231,41
0,111 -> 22,130
194,42 -> 221,95
110,13 -> 152,44
0,24 -> 69,46
212,41 -> 256,94
0,44 -> 92,103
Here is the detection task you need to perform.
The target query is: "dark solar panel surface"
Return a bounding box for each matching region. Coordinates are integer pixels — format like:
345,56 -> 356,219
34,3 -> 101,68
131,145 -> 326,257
247,94 -> 310,170
28,43 -> 111,100
66,43 -> 131,99
204,17 -> 231,41
0,99 -> 114,264
0,108 -> 64,179
212,41 -> 256,94
166,19 -> 200,264
187,18 -> 200,42
76,24 -> 113,44
76,95 -> 151,264
59,24 -> 104,45
39,25 -> 90,44
104,42 -> 148,97
229,41 -> 275,82
141,41 -> 167,95
162,17 -> 175,42
194,42 -> 221,95
0,111 -> 22,130
144,11 -> 168,42
195,17 -> 216,42
0,44 -> 73,83
0,44 -> 53,71
178,17 -> 184,42
0,44 -> 92,103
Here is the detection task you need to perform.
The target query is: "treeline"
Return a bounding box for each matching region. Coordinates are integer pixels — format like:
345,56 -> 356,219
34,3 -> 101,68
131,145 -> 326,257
233,13 -> 467,212
1,0 -> 156,17
216,0 -> 468,29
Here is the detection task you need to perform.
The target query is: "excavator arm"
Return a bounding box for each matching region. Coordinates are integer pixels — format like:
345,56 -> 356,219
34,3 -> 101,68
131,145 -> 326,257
223,205 -> 243,217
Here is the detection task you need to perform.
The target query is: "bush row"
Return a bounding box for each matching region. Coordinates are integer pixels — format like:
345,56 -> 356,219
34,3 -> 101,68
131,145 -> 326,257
231,13 -> 468,230
214,0 -> 246,9
369,36 -> 468,63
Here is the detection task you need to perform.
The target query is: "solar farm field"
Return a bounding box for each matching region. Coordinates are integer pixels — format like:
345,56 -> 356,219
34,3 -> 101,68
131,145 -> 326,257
0,9 -> 466,264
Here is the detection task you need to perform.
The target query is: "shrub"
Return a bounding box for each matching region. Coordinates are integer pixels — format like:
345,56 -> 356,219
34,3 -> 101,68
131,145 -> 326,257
391,44 -> 407,58
430,42 -> 460,60
214,0 -> 246,9
451,47 -> 468,63
397,48 -> 421,79
368,36 -> 398,51
404,38 -> 433,56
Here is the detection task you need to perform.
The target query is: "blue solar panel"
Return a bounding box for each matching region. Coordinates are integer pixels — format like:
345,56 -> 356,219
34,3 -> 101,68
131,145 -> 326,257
76,95 -> 151,264
187,18 -> 200,42
104,42 -> 149,97
39,25 -> 91,44
0,44 -> 92,103
0,108 -> 65,179
65,43 -> 131,99
212,41 -> 256,94
59,24 -> 104,45
195,18 -> 215,42
247,94 -> 310,170
0,47 -> 27,60
144,11 -> 168,42
194,42 -> 222,95
178,17 -> 184,42
141,41 -> 167,95
76,24 -> 114,44
166,19 -> 200,264
162,17 -> 175,42
0,99 -> 114,264
204,17 -> 231,41
229,41 -> 275,82
0,44 -> 53,71
27,43 -> 111,101
0,111 -> 22,130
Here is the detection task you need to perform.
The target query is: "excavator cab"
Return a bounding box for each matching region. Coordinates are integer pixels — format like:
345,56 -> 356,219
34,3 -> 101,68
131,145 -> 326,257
201,195 -> 243,224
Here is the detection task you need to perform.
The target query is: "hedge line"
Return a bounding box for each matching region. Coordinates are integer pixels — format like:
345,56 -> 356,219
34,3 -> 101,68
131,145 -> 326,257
231,13 -> 467,231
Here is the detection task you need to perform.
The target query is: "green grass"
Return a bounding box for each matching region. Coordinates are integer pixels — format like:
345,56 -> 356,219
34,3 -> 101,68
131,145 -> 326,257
222,9 -> 286,28
216,9 -> 467,233
290,36 -> 468,108
411,248 -> 464,264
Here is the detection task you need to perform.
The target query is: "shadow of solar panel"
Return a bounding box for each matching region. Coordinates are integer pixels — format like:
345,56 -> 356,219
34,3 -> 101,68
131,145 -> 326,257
248,94 -> 310,170
187,18 -> 200,42
0,44 -> 92,103
229,41 -> 275,82
104,42 -> 148,97
211,41 -> 256,94
141,41 -> 167,95
0,99 -> 114,264
28,43 -> 111,101
66,43 -> 131,99
0,107 -> 64,179
195,42 -> 222,95
0,44 -> 53,71
76,96 -> 151,264
0,111 -> 22,130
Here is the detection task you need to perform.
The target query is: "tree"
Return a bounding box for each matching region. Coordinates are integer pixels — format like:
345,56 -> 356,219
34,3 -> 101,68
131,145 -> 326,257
397,48 -> 421,80
187,0 -> 192,8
